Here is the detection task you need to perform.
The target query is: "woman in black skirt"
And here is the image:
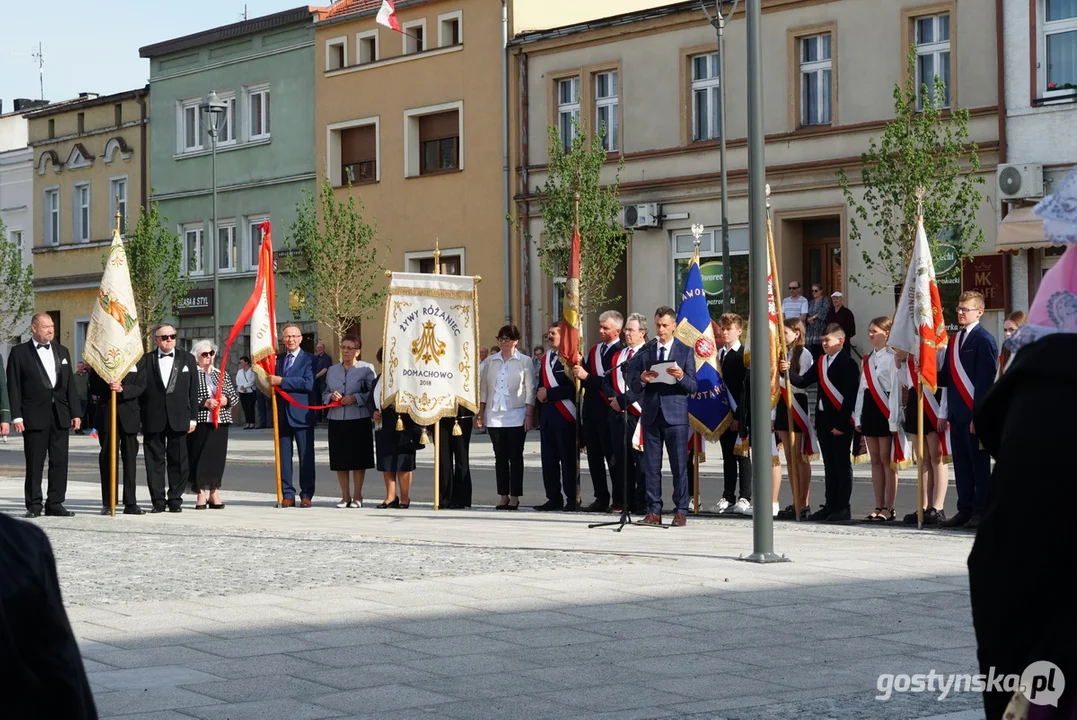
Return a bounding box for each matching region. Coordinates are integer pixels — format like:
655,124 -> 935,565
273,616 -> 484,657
896,345 -> 949,525
188,340 -> 239,510
371,348 -> 426,509
323,334 -> 375,508
774,319 -> 814,518
852,316 -> 900,522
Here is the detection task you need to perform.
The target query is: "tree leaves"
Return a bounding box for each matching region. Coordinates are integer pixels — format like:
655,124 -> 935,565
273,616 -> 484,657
0,218 -> 33,344
124,200 -> 191,351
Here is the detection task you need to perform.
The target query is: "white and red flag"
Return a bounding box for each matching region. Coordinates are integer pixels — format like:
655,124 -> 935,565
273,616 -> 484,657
890,215 -> 949,392
376,0 -> 402,32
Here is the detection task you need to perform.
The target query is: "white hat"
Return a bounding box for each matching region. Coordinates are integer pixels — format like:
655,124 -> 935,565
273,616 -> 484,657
831,291 -> 843,297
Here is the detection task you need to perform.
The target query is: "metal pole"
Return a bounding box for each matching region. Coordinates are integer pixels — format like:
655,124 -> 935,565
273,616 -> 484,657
211,132 -> 220,350
741,0 -> 787,564
717,7 -> 732,314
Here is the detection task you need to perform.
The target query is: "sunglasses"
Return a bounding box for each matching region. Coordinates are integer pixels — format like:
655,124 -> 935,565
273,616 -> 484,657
789,286 -> 799,290
157,334 -> 177,341
200,350 -> 215,357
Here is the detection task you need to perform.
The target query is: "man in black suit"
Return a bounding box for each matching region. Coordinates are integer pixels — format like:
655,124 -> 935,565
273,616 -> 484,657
938,290 -> 998,529
787,323 -> 859,522
0,513 -> 97,718
8,313 -> 80,518
571,310 -> 624,512
606,313 -> 648,515
138,324 -> 198,513
629,306 -> 699,527
716,313 -> 752,513
439,405 -> 474,509
89,365 -> 147,515
535,323 -> 578,511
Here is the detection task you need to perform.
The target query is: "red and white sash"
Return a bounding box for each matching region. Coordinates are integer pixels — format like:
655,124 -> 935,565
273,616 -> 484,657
778,373 -> 819,459
588,344 -> 610,403
862,354 -> 910,470
541,350 -> 576,423
907,358 -> 952,461
948,330 -> 975,410
818,354 -> 855,428
611,346 -> 643,450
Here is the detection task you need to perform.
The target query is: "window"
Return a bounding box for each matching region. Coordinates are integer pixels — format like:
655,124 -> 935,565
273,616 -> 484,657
915,14 -> 951,108
595,71 -> 619,152
407,248 -> 464,274
217,93 -> 237,144
48,119 -> 54,139
673,227 -> 751,322
403,19 -> 426,54
439,11 -> 462,47
182,224 -> 207,275
110,177 -> 128,234
357,30 -> 379,64
1042,0 -> 1077,95
74,319 -> 89,366
557,77 -> 580,153
74,183 -> 91,243
246,85 -> 271,140
10,229 -> 24,251
44,188 -> 59,246
218,222 -> 237,273
799,34 -> 832,125
419,111 -> 459,174
341,124 -> 377,184
247,216 -> 269,271
115,103 -> 123,126
77,112 -> 85,134
180,100 -> 202,152
419,254 -> 461,275
326,36 -> 347,71
691,53 -> 721,141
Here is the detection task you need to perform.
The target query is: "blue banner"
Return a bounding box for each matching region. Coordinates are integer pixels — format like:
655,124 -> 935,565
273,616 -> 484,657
675,257 -> 733,441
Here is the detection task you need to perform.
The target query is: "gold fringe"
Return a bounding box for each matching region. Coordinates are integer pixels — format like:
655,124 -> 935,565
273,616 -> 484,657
941,455 -> 954,465
452,419 -> 462,436
800,452 -> 821,462
419,428 -> 430,444
395,416 -> 404,431
852,453 -> 871,465
890,459 -> 914,472
772,454 -> 781,467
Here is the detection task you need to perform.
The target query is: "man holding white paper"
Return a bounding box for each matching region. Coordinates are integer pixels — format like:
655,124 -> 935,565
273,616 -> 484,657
629,306 -> 698,526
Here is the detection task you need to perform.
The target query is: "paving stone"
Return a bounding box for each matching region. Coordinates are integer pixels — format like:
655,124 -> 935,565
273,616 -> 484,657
313,683 -> 459,713
91,687 -> 222,716
179,698 -> 343,720
182,674 -> 340,703
88,665 -> 220,692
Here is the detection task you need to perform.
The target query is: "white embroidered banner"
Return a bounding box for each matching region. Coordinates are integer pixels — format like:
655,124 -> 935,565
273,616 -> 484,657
381,272 -> 479,425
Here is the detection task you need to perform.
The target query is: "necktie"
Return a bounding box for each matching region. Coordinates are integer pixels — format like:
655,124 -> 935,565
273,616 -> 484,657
719,348 -> 726,365
284,354 -> 294,372
658,346 -> 666,363
37,343 -> 50,351
627,348 -> 635,360
956,328 -> 966,354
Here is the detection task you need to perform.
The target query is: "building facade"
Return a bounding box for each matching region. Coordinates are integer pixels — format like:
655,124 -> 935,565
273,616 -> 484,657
25,89 -> 149,363
0,103 -> 38,356
997,0 -> 1077,311
511,0 -> 1003,352
140,6 -> 323,363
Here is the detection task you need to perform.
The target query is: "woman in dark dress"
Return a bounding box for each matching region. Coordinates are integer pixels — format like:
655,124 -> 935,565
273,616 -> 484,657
323,334 -> 375,508
371,347 -> 426,509
188,340 -> 239,510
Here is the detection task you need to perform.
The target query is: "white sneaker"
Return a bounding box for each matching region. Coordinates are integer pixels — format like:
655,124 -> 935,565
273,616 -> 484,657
689,499 -> 697,513
712,498 -> 731,513
773,501 -> 780,517
732,498 -> 752,515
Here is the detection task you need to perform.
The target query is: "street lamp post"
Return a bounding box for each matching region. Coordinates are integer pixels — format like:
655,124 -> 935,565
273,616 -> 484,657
200,91 -> 227,350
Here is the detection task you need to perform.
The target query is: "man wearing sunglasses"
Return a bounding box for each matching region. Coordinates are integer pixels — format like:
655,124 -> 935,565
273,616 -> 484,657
782,282 -> 809,324
138,324 -> 199,513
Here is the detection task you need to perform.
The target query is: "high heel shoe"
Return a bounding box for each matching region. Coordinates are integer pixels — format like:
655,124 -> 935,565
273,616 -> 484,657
399,501 -> 410,509
376,498 -> 400,509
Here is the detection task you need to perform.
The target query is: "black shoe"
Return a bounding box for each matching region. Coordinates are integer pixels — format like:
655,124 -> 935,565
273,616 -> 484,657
532,500 -> 563,511
447,503 -> 466,510
123,505 -> 146,515
167,505 -> 182,513
562,503 -> 578,512
776,504 -> 795,520
151,505 -> 167,514
24,510 -> 41,518
808,506 -> 831,521
942,510 -> 971,528
923,507 -> 944,525
44,506 -> 75,517
824,507 -> 851,522
963,512 -> 983,530
101,507 -> 111,516
376,498 -> 400,509
903,509 -> 923,524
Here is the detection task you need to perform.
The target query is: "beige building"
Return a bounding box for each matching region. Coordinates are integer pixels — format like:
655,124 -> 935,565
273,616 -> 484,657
26,89 -> 149,361
511,0 -> 1003,351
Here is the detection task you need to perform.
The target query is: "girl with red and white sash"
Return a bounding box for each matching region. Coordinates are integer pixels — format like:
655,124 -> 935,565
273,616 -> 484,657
895,346 -> 950,526
773,319 -> 817,520
852,317 -> 906,522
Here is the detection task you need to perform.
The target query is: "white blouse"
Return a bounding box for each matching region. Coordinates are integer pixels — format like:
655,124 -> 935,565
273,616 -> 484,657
853,347 -> 900,431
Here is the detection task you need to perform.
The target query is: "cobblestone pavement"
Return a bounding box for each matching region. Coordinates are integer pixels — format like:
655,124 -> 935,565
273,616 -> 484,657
2,478 -> 986,719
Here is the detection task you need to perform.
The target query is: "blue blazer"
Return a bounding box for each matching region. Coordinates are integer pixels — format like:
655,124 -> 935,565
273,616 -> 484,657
275,350 -> 317,429
537,352 -> 577,428
628,340 -> 698,426
939,323 -> 998,425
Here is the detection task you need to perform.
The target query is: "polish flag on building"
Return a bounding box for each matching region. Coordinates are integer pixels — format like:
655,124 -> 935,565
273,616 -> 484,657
890,215 -> 949,391
376,0 -> 402,32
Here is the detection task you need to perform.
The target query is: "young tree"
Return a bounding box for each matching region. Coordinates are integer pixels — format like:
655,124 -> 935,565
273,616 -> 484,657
536,114 -> 631,317
838,52 -> 985,293
281,179 -> 388,353
124,200 -> 192,351
0,218 -> 34,344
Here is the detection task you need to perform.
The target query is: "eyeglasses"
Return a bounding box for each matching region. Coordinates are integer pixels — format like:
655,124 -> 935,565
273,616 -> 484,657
282,334 -> 302,339
497,336 -> 513,342
956,307 -> 980,314
156,334 -> 177,341
200,351 -> 215,357
341,346 -> 359,351
812,288 -> 821,293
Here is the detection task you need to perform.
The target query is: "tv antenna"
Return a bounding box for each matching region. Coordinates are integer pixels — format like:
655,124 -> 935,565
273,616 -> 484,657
31,42 -> 44,100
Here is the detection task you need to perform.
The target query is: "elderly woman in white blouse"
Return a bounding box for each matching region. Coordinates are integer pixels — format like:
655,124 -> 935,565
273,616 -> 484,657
189,339 -> 239,510
476,324 -> 536,510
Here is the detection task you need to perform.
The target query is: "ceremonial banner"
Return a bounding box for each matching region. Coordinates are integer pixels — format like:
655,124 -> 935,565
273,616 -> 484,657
219,221 -> 276,390
890,215 -> 949,391
382,272 -> 479,425
84,230 -> 144,382
675,257 -> 733,441
559,227 -> 581,366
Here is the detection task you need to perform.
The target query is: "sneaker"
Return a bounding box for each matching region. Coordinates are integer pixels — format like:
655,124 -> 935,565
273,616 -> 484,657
689,498 -> 696,513
733,498 -> 753,515
712,498 -> 731,513
773,501 -> 780,517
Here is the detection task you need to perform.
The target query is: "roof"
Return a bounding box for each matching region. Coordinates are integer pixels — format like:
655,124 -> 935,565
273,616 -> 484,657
139,5 -> 327,58
22,87 -> 148,119
510,0 -> 702,45
318,0 -> 436,25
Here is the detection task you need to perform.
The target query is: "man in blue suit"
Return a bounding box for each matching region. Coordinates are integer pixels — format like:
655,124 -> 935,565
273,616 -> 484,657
534,323 -> 578,511
269,323 -> 317,507
938,291 -> 997,529
629,306 -> 698,526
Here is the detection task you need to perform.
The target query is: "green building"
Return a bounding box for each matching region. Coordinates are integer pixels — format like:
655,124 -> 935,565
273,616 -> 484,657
139,6 -> 323,364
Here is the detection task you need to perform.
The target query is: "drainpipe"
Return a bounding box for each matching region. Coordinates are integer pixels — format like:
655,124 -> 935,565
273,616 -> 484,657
138,87 -> 148,211
519,52 -> 531,346
501,0 -> 512,325
995,0 -> 1007,166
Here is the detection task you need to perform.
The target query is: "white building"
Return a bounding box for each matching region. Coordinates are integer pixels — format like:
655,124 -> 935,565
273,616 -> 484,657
997,0 -> 1077,310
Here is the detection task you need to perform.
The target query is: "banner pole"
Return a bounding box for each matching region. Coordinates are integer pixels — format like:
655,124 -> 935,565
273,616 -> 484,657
271,391 -> 284,507
110,390 -> 118,517
693,437 -> 700,515
434,421 -> 441,511
917,380 -> 925,530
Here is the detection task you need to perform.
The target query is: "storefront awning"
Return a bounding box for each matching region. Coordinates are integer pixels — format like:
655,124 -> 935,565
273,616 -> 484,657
996,205 -> 1054,250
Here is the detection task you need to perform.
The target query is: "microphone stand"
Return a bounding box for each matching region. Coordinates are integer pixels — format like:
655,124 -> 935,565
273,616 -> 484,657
589,346 -> 667,532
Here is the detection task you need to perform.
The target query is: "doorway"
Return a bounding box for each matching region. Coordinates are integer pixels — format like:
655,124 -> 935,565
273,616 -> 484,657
802,218 -> 842,296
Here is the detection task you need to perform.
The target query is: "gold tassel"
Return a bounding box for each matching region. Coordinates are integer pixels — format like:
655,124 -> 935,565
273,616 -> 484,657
452,419 -> 462,436
395,416 -> 404,431
419,427 -> 430,444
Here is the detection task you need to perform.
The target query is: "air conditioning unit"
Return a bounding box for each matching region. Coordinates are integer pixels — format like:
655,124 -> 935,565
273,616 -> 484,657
622,203 -> 660,229
997,163 -> 1044,200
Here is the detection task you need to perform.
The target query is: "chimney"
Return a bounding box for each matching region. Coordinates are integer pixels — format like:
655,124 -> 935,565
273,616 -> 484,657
78,92 -> 99,101
13,98 -> 48,112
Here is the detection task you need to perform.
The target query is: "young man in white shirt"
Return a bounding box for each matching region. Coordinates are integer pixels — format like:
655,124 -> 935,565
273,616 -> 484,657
782,282 -> 809,323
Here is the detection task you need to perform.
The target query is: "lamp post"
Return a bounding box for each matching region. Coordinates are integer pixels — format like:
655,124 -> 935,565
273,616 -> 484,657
199,91 -> 227,350
702,0 -> 739,313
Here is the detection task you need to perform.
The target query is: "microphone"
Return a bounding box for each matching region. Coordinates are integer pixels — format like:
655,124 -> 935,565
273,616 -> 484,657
640,337 -> 659,352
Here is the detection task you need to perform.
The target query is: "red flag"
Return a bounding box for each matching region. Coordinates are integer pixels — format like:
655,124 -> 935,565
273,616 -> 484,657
890,216 -> 949,391
558,227 -> 581,366
376,0 -> 402,32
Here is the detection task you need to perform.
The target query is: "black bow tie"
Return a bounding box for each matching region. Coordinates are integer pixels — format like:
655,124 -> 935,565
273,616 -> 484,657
36,343 -> 50,351
159,352 -> 173,358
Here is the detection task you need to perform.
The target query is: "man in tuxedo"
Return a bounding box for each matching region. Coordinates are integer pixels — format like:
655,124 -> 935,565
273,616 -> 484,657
8,313 -> 79,518
938,291 -> 998,529
629,306 -> 698,526
606,313 -> 648,515
534,323 -> 578,511
0,513 -> 97,718
269,323 -> 317,507
571,310 -> 624,512
715,313 -> 752,514
138,324 -> 198,513
787,324 -> 859,522
89,365 -> 147,515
